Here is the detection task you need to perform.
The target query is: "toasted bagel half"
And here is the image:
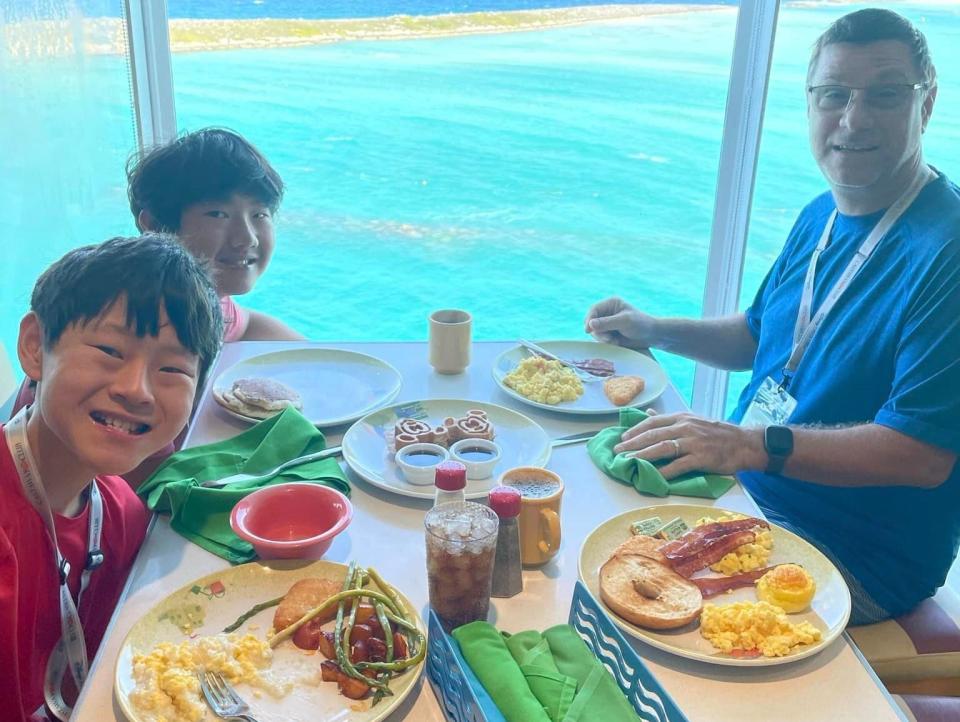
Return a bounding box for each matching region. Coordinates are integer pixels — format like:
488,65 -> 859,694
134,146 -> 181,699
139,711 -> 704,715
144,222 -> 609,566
599,554 -> 702,630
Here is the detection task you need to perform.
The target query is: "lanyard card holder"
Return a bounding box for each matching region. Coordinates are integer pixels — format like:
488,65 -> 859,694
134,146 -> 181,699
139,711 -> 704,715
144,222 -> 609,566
741,376 -> 797,428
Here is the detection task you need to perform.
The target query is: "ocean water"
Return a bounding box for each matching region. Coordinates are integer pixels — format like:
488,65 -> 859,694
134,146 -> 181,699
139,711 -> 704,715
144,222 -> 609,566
3,1 -> 959,406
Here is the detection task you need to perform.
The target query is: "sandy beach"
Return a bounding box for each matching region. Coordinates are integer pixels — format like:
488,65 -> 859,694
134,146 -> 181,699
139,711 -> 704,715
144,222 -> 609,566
3,4 -> 728,57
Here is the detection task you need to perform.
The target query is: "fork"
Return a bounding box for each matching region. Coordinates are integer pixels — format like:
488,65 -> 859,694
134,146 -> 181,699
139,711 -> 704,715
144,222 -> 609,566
200,446 -> 342,488
198,669 -> 260,722
517,339 -> 602,383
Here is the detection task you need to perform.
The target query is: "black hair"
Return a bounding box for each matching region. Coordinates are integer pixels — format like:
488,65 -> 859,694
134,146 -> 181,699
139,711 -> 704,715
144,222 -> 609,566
30,234 -> 223,382
808,8 -> 935,85
126,127 -> 284,232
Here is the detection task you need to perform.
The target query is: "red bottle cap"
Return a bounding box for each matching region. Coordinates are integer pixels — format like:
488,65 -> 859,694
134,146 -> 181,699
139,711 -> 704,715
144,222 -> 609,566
434,461 -> 467,491
488,485 -> 521,518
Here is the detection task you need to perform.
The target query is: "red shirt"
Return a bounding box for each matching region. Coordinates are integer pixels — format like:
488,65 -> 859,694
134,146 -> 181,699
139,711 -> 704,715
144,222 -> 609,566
0,429 -> 150,722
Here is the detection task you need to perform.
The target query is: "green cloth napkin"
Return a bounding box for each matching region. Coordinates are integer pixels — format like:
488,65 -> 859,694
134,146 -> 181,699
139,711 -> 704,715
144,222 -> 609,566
452,622 -> 552,722
588,408 -> 734,499
542,625 -> 641,722
138,407 -> 349,563
502,630 -> 578,722
454,622 -> 641,722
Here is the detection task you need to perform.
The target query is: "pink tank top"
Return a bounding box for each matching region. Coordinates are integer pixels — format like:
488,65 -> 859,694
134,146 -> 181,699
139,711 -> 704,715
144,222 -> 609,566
220,296 -> 251,343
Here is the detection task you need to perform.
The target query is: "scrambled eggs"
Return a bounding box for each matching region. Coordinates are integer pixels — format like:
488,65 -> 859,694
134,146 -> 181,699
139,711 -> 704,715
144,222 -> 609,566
700,601 -> 822,657
130,633 -> 289,722
696,513 -> 773,575
503,357 -> 583,405
756,564 -> 816,613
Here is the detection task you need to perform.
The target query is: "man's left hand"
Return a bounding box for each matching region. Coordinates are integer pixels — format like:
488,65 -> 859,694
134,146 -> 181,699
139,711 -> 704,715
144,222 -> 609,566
613,411 -> 766,480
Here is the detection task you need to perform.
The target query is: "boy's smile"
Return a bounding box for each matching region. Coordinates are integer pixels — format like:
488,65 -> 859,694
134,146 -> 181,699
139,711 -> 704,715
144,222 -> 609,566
19,296 -> 200,502
177,193 -> 275,297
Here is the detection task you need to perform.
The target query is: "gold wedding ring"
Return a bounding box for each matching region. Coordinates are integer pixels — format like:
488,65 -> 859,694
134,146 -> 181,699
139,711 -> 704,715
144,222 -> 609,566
670,439 -> 681,459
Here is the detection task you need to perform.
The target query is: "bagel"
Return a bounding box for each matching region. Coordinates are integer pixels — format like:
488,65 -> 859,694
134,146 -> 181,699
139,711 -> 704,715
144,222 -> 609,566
599,554 -> 703,630
611,534 -> 668,564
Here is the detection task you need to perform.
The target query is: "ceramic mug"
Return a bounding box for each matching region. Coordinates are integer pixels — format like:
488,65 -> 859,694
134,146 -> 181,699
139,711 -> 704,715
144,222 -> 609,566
499,466 -> 563,565
428,309 -> 472,374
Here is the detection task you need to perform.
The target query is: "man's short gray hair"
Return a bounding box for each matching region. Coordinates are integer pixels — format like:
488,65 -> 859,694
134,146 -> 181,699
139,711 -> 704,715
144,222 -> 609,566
808,8 -> 935,86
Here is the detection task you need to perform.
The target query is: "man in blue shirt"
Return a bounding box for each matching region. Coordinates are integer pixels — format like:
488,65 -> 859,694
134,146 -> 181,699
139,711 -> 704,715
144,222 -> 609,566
585,8 -> 959,624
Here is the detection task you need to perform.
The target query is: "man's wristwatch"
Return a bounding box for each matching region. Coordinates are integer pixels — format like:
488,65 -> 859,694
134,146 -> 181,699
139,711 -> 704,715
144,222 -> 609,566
764,425 -> 794,474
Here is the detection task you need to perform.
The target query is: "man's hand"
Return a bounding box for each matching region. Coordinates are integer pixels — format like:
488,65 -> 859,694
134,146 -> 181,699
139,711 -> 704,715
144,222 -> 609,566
584,297 -> 658,349
613,410 -> 767,480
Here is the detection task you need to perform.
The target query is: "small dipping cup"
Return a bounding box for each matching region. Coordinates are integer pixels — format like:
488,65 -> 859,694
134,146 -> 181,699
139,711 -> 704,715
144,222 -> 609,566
396,442 -> 450,485
449,438 -> 501,480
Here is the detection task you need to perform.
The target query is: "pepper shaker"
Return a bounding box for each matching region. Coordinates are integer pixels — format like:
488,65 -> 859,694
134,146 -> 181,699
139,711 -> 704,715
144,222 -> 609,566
488,485 -> 523,598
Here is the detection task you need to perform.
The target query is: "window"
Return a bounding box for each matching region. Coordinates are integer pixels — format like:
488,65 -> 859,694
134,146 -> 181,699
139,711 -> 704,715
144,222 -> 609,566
0,0 -> 137,357
167,2 -> 740,399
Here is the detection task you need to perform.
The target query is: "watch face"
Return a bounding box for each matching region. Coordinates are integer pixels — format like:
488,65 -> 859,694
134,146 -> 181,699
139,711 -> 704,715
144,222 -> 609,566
765,425 -> 793,455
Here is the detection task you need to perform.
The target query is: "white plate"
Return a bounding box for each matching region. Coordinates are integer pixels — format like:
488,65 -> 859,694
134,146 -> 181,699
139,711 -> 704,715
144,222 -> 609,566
213,348 -> 402,427
342,399 -> 551,500
115,560 -> 425,722
492,340 -> 668,415
577,504 -> 852,666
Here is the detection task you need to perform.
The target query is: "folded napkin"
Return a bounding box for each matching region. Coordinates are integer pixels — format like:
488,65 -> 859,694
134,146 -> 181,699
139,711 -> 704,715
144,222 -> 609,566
452,622 -> 552,722
588,408 -> 734,499
454,622 -> 641,722
138,407 -> 349,563
541,625 -> 641,722
502,630 -> 578,722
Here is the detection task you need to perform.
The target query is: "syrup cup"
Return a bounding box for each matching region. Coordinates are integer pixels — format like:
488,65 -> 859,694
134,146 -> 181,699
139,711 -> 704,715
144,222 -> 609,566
396,442 -> 450,485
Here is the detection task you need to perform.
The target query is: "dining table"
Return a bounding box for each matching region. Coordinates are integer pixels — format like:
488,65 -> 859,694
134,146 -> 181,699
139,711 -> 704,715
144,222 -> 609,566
71,340 -> 906,722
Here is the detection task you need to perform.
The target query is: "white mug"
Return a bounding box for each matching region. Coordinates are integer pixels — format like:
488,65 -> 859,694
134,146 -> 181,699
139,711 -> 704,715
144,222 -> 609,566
429,309 -> 472,374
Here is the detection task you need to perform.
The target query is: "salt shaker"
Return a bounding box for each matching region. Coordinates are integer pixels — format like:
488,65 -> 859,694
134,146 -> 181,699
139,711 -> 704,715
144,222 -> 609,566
434,460 -> 467,507
488,485 -> 523,598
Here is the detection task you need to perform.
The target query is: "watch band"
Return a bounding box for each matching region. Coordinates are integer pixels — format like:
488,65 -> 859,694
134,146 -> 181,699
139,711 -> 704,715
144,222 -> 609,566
764,425 -> 793,475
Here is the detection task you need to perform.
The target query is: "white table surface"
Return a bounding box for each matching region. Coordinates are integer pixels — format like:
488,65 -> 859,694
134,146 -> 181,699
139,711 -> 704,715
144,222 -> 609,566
72,341 -> 904,722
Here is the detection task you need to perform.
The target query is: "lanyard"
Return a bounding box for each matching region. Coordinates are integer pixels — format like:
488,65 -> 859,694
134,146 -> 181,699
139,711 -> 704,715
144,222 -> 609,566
784,169 -> 931,389
4,406 -> 104,722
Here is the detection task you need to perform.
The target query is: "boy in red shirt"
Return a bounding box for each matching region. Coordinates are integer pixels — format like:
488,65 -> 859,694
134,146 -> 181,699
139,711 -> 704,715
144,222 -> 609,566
0,234 -> 223,722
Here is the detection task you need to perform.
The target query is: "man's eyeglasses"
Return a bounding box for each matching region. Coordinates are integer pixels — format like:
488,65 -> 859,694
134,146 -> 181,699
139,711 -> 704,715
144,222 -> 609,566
807,82 -> 928,112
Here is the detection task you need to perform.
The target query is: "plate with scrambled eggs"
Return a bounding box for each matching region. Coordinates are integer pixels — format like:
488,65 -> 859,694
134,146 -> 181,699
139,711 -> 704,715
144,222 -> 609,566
342,398 -> 550,500
114,560 -> 425,722
492,340 -> 668,414
578,504 -> 852,666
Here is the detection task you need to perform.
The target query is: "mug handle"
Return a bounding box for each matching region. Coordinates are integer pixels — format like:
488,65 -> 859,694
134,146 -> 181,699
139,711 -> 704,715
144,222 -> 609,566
538,508 -> 561,555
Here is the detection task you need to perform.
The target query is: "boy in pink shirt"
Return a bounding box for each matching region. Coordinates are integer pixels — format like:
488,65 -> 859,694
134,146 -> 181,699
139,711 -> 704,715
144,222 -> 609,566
0,234 -> 223,721
127,127 -> 302,341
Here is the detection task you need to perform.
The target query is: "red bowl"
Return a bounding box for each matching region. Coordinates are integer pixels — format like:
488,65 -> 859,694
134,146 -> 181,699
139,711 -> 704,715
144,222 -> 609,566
230,483 -> 352,560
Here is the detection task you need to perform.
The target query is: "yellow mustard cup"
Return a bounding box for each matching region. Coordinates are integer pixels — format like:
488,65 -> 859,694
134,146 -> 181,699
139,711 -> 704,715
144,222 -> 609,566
499,466 -> 563,565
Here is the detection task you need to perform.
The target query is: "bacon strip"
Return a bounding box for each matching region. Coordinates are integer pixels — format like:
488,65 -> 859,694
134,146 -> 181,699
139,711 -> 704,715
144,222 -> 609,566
661,517 -> 768,561
570,358 -> 616,377
691,566 -> 776,598
669,530 -> 757,578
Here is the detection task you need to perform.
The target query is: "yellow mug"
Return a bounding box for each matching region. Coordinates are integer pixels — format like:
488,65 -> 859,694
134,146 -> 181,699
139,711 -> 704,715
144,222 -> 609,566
499,466 -> 563,565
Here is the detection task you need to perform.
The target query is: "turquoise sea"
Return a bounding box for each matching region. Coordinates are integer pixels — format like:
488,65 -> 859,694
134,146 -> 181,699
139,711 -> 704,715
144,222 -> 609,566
3,2 -> 959,404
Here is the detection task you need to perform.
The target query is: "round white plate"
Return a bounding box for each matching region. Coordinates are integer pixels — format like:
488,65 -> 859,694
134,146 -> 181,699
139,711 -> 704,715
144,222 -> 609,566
213,348 -> 402,427
492,340 -> 668,415
578,504 -> 851,666
115,560 -> 425,722
342,399 -> 551,500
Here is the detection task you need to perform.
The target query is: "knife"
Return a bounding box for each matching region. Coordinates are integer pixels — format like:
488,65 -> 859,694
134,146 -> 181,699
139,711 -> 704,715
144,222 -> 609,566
551,430 -> 601,447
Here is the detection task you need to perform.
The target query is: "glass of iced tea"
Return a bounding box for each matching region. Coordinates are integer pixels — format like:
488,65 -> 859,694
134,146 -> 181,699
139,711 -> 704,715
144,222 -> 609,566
425,501 -> 499,631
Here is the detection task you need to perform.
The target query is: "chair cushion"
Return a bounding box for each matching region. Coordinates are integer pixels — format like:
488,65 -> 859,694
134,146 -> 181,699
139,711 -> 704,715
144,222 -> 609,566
848,585 -> 960,695
891,694 -> 960,722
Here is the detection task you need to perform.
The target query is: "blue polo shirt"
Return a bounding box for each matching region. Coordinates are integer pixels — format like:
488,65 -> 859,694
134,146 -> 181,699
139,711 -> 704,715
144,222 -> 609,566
731,171 -> 960,616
